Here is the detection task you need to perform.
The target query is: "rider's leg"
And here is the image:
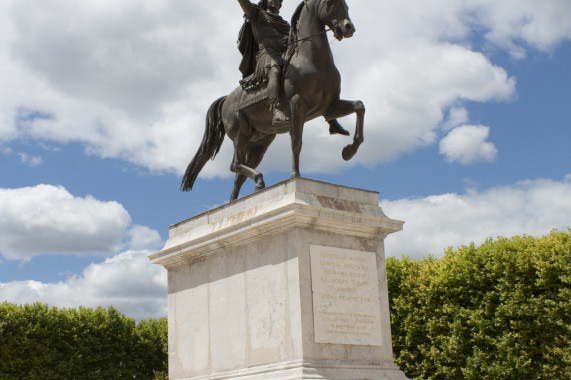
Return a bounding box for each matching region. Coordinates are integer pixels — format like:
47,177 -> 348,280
327,119 -> 350,136
267,65 -> 290,126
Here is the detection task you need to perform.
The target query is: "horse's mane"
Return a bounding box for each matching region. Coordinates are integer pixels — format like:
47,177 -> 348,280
287,1 -> 306,55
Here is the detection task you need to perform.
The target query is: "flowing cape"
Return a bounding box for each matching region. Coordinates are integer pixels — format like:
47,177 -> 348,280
238,20 -> 257,78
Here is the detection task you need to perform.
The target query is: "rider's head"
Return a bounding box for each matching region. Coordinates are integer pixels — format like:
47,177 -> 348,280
259,0 -> 282,14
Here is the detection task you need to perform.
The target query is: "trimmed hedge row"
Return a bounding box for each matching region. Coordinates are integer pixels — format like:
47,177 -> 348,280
0,304 -> 167,379
387,229 -> 571,379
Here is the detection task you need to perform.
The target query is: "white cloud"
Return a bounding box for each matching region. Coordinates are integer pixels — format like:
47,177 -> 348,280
0,183 -> 167,319
439,125 -> 498,164
1,147 -> 43,167
381,176 -> 571,259
17,152 -> 43,167
465,0 -> 571,58
126,225 -> 164,251
442,107 -> 469,131
0,185 -> 163,261
0,250 -> 167,320
0,0 -> 569,177
0,0 -> 238,175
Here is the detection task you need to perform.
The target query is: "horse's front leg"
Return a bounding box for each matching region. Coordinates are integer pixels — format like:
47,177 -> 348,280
289,95 -> 305,177
324,99 -> 365,161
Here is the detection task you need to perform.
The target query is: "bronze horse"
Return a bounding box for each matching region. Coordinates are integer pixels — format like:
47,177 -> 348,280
181,0 -> 364,201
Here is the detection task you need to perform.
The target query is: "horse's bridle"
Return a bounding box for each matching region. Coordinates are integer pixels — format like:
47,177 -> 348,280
287,28 -> 331,46
288,0 -> 333,47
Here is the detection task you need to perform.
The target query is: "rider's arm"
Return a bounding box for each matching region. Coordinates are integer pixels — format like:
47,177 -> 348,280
237,0 -> 256,19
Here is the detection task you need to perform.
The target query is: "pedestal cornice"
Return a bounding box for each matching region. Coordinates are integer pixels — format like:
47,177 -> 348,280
149,178 -> 403,269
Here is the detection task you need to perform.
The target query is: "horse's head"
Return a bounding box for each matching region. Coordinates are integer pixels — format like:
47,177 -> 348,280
315,0 -> 355,41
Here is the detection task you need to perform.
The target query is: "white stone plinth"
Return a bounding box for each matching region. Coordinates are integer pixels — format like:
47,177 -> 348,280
150,178 -> 409,380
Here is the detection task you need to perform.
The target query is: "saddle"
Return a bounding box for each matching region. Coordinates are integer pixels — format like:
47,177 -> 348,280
236,78 -> 270,112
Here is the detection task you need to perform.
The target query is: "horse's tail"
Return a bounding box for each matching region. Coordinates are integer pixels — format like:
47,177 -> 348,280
180,96 -> 227,192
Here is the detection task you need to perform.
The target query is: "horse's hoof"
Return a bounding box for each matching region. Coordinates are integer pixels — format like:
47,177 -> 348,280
254,181 -> 265,192
253,174 -> 265,192
342,145 -> 356,161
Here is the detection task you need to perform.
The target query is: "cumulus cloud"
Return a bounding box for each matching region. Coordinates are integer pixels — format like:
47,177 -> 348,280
126,225 -> 164,251
0,185 -> 131,260
0,184 -> 167,319
0,250 -> 167,320
439,125 -> 498,164
442,107 -> 469,131
381,176 -> 571,259
0,0 -> 237,174
0,184 -> 163,261
464,0 -> 571,58
0,0 -> 569,177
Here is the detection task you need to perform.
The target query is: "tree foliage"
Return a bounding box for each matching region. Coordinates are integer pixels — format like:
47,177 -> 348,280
387,229 -> 571,379
0,303 -> 167,379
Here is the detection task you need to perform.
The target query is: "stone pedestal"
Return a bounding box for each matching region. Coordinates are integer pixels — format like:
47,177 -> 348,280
150,178 -> 409,380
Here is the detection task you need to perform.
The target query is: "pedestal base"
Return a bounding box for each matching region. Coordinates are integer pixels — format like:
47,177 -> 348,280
188,360 -> 407,380
150,178 -> 409,380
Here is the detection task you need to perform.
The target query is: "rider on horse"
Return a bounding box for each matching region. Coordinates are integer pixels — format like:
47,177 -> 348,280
237,0 -> 291,126
182,0 -> 360,200
236,0 -> 349,135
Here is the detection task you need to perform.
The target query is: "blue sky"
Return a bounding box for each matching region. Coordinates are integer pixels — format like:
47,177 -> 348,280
1,0 -> 570,320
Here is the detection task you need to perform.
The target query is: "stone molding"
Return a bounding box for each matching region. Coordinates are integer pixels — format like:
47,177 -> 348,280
177,359 -> 408,380
150,178 -> 403,269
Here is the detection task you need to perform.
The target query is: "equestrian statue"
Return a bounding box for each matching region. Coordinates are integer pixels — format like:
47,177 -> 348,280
181,0 -> 364,201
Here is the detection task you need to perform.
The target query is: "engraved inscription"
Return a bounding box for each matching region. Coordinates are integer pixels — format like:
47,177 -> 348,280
310,245 -> 383,346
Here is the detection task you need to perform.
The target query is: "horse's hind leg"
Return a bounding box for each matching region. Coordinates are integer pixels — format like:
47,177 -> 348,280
248,134 -> 276,171
323,99 -> 365,160
231,174 -> 247,201
229,150 -> 263,201
229,133 -> 275,201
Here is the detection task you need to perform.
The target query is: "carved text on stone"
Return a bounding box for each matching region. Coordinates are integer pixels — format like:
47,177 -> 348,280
310,245 -> 383,346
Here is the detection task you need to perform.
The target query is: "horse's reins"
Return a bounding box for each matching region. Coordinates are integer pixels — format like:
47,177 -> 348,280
287,27 -> 331,46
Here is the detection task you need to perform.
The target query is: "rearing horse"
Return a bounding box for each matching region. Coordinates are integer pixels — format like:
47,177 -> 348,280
181,0 -> 364,201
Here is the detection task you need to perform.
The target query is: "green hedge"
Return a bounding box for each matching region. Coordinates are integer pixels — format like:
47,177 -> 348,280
387,229 -> 571,380
0,303 -> 167,379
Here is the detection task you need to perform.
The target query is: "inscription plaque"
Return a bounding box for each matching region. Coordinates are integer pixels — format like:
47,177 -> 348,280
310,245 -> 383,346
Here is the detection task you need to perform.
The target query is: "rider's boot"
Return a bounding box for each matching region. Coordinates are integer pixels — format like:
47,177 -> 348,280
269,98 -> 290,126
328,119 -> 350,136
